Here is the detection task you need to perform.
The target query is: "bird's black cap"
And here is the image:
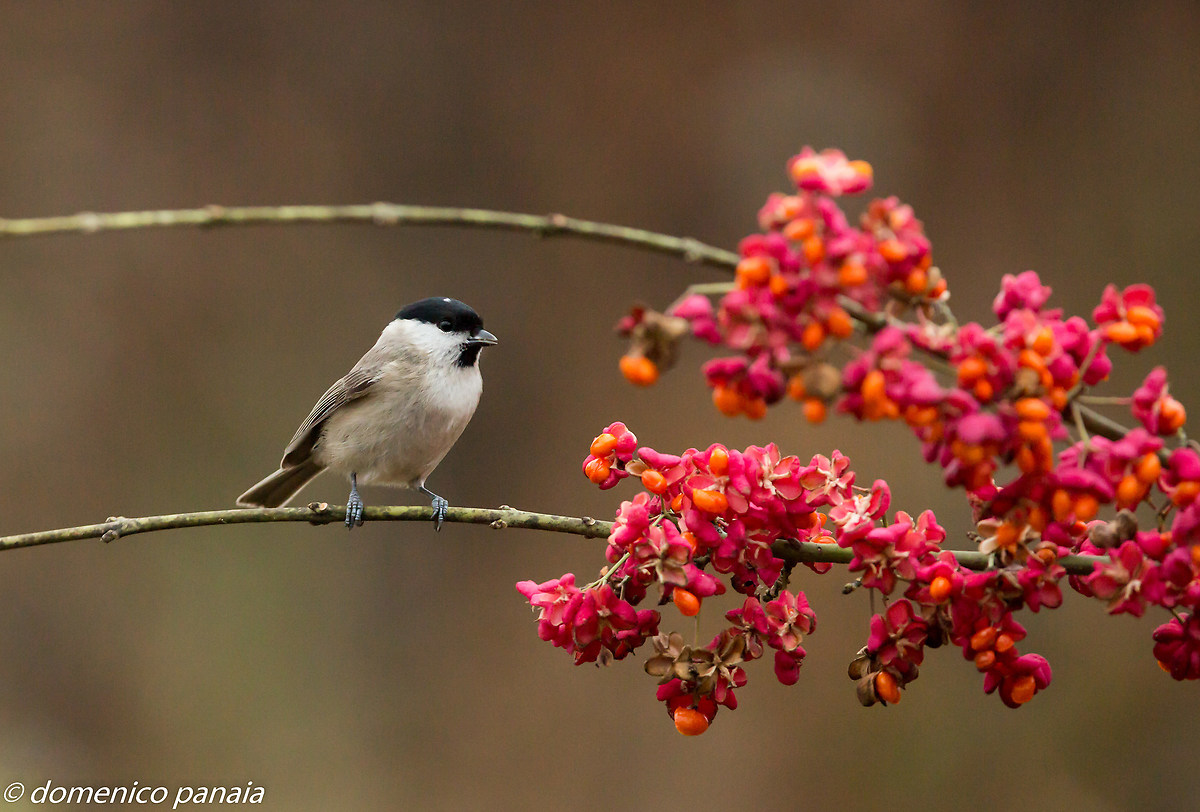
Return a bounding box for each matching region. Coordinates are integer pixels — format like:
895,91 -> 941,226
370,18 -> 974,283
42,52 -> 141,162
396,297 -> 485,334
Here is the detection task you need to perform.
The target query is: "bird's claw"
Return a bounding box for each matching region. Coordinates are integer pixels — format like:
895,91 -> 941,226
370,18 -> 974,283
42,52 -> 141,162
430,495 -> 448,531
346,475 -> 365,529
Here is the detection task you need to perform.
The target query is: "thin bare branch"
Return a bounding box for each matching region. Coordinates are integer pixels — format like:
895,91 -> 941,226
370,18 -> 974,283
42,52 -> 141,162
0,203 -> 741,268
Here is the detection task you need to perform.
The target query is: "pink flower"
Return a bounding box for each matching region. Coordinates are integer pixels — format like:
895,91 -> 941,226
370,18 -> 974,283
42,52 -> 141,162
993,270 -> 1052,319
1131,367 -> 1186,435
866,599 -> 928,682
669,293 -> 721,345
828,479 -> 891,544
1152,613 -> 1200,680
763,590 -> 817,653
985,652 -> 1053,708
1092,283 -> 1164,352
1083,540 -> 1159,617
786,146 -> 873,196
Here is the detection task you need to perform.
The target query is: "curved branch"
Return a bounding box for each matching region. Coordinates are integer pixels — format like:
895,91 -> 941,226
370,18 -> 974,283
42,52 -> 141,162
0,503 -> 1102,576
0,203 -> 741,269
0,504 -> 615,552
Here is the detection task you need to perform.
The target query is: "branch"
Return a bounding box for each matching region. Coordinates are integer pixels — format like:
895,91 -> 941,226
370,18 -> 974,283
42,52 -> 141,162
0,504 -> 614,551
0,203 -> 740,269
0,503 -> 1103,576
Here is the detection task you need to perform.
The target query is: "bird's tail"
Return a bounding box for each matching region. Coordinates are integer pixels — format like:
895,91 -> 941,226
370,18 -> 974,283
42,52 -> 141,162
237,460 -> 325,508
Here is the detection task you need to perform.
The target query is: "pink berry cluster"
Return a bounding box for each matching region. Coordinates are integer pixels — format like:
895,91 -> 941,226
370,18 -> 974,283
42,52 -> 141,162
523,148 -> 1200,734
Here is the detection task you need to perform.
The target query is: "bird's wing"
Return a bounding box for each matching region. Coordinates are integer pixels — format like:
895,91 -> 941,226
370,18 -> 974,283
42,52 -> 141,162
280,362 -> 383,467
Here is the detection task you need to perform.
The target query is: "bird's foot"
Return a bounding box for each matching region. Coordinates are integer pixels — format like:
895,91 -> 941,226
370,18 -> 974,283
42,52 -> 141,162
346,474 -> 365,529
421,486 -> 448,531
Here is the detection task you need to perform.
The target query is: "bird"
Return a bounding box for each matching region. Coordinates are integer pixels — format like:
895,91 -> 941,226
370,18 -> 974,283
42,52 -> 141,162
237,297 -> 497,530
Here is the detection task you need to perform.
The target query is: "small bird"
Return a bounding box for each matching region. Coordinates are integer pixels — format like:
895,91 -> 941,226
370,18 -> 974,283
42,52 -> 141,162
237,297 -> 497,530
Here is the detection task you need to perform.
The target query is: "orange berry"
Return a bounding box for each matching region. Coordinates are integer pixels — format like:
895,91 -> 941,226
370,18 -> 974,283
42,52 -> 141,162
1171,481 -> 1200,507
1135,324 -> 1156,346
736,255 -> 772,287
929,278 -> 948,298
861,369 -> 887,403
641,469 -> 668,494
1015,446 -> 1039,475
670,494 -> 685,512
874,671 -> 900,704
904,267 -> 928,295
786,375 -> 806,401
691,489 -> 729,514
743,397 -> 768,420
802,235 -> 825,264
995,633 -> 1015,653
1135,453 -> 1162,484
777,195 -> 803,220
801,320 -> 826,351
590,433 -> 618,457
673,588 -> 701,617
1073,493 -> 1100,522
1015,397 -> 1052,421
848,159 -> 873,179
619,354 -> 659,386
1104,321 -> 1139,345
928,575 -> 952,602
681,531 -> 699,552
973,378 -> 995,403
1051,489 -> 1073,521
1034,547 -> 1057,565
878,238 -> 907,263
957,356 -> 988,384
673,707 -> 709,736
1028,505 -> 1048,532
1125,305 -> 1161,330
768,273 -> 791,298
1030,327 -> 1055,356
712,384 -> 742,416
1159,397 -> 1187,432
708,446 -> 730,476
1009,675 -> 1037,705
1018,349 -> 1047,374
995,522 -> 1021,550
584,457 -> 611,484
974,650 -> 996,671
838,260 -> 869,287
802,397 -> 827,424
1017,420 -> 1047,443
826,306 -> 854,338
1049,387 -> 1070,412
782,217 -> 815,242
1116,474 -> 1145,507
905,405 -> 939,427
970,626 -> 997,652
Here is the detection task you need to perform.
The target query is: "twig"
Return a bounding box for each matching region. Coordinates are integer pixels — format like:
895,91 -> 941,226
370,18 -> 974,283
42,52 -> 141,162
0,505 -> 614,552
0,503 -> 1104,576
0,203 -> 741,269
769,539 -> 1101,577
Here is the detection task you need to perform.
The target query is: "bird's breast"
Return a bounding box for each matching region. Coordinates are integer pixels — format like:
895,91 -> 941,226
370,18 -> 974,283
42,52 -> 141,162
313,365 -> 483,487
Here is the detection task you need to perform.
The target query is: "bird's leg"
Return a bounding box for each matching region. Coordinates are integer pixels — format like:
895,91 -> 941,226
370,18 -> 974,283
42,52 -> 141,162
419,485 -> 449,531
346,472 -> 365,529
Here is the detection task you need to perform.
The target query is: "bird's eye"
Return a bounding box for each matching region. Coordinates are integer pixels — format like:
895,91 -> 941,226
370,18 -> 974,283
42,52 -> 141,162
438,320 -> 453,332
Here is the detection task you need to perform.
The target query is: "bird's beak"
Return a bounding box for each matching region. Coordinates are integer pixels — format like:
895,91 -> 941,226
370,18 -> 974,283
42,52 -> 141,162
470,329 -> 498,346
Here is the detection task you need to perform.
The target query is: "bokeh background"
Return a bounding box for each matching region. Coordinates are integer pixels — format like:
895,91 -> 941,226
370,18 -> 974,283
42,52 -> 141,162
0,4 -> 1197,810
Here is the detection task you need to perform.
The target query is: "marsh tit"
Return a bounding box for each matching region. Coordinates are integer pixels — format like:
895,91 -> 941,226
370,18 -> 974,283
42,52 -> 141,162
237,297 -> 497,530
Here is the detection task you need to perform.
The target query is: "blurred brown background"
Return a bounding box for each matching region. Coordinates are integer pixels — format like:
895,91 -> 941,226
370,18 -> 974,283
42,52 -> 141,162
0,3 -> 1197,810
